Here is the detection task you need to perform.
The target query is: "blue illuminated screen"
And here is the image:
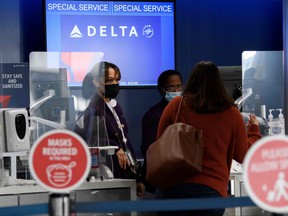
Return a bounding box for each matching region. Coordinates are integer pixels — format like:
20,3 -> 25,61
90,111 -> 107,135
45,0 -> 175,87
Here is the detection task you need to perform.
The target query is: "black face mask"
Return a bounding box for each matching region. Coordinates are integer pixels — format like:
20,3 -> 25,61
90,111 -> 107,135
104,83 -> 120,99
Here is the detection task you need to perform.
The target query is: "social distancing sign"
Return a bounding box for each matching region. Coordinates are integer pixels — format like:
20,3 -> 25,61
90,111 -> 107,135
243,135 -> 288,214
29,130 -> 91,193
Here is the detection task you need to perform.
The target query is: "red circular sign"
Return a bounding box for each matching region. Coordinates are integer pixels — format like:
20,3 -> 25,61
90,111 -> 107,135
243,135 -> 288,214
29,130 -> 91,193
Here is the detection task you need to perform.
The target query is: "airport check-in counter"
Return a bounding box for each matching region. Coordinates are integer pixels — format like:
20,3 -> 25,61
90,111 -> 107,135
224,51 -> 285,216
0,51 -> 285,215
0,52 -> 138,216
0,179 -> 137,216
228,170 -> 270,216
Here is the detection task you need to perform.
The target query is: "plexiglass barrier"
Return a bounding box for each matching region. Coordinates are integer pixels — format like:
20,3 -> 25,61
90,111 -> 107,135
29,52 -> 103,140
0,51 -> 126,182
29,52 -> 122,180
242,51 -> 284,135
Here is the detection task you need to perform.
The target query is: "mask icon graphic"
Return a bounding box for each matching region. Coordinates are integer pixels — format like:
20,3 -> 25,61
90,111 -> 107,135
46,161 -> 76,187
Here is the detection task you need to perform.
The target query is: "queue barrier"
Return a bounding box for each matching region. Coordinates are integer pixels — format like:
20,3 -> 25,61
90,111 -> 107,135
0,196 -> 256,215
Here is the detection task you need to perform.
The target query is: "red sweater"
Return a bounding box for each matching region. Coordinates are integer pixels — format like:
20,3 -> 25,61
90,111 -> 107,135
157,96 -> 261,197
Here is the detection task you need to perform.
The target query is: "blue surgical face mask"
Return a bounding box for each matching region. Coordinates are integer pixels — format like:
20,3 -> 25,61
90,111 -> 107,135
165,91 -> 182,102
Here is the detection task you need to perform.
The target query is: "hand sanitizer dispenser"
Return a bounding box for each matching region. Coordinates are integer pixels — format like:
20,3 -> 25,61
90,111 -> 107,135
4,109 -> 30,152
268,108 -> 285,135
268,109 -> 275,135
276,108 -> 285,135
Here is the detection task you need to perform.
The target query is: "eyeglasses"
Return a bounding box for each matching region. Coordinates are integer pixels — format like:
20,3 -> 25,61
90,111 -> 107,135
164,84 -> 183,92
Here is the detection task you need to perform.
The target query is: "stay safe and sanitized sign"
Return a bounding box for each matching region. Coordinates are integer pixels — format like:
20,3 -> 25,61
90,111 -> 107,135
29,130 -> 91,193
243,135 -> 288,214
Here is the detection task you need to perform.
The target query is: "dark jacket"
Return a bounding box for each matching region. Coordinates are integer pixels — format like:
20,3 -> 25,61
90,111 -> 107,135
82,94 -> 138,179
141,98 -> 168,193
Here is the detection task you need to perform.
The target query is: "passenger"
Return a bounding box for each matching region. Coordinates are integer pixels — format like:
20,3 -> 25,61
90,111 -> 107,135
154,61 -> 261,216
141,70 -> 183,194
81,61 -> 144,197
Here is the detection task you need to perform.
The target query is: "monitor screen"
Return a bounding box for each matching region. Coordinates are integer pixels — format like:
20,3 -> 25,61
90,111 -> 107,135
44,0 -> 176,87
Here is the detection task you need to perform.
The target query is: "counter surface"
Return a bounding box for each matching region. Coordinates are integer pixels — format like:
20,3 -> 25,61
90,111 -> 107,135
0,178 -> 136,197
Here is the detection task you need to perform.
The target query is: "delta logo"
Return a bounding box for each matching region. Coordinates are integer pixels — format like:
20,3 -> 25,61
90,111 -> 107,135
70,25 -> 83,38
69,24 -> 154,38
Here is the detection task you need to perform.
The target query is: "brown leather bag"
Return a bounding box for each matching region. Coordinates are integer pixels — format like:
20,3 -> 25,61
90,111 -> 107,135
145,97 -> 204,189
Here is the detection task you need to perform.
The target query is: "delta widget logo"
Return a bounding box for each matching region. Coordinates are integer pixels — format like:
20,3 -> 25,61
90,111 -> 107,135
142,25 -> 154,38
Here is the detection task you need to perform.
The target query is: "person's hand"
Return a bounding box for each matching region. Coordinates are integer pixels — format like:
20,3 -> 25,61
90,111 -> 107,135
136,182 -> 145,197
116,148 -> 128,169
247,113 -> 259,128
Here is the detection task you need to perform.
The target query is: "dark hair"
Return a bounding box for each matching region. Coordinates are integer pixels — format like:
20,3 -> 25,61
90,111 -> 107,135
183,61 -> 235,113
89,61 -> 121,82
82,61 -> 121,99
157,69 -> 182,94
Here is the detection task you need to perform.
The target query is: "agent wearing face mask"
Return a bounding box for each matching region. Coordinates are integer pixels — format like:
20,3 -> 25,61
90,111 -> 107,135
79,61 -> 144,197
140,70 -> 183,197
